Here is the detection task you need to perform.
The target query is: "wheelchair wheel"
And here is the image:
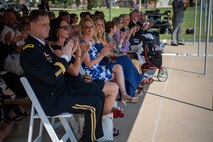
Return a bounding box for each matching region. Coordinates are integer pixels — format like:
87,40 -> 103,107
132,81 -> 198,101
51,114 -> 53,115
157,68 -> 168,82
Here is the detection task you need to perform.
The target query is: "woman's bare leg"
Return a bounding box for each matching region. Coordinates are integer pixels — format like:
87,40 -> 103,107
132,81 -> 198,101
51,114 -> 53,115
112,64 -> 132,100
102,81 -> 118,115
112,65 -> 126,94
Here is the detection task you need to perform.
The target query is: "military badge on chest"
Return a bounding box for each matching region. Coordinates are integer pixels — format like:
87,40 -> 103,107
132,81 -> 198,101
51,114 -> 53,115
43,52 -> 53,63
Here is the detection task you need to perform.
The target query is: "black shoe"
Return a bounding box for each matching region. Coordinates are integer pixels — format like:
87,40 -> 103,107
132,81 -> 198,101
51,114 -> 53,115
171,42 -> 178,46
178,42 -> 185,45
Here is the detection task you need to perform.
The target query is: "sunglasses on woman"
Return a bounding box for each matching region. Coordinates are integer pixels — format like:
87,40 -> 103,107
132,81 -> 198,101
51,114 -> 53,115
59,26 -> 70,30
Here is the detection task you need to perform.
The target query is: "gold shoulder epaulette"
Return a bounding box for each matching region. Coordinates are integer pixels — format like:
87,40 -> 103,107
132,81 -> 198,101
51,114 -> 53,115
23,44 -> 35,50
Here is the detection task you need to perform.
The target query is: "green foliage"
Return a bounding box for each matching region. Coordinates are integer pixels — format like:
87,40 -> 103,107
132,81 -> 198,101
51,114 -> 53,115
86,0 -> 104,9
16,0 -> 20,4
51,0 -> 56,4
62,0 -> 68,8
87,0 -> 95,10
96,0 -> 104,7
68,0 -> 74,6
52,6 -> 212,40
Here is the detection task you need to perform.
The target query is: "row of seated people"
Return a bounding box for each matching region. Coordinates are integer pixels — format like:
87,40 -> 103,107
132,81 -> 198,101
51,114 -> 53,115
0,7 -> 162,141
0,8 -> 31,141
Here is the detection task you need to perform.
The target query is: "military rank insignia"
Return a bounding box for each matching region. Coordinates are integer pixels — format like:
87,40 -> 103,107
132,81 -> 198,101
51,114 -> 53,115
23,44 -> 34,50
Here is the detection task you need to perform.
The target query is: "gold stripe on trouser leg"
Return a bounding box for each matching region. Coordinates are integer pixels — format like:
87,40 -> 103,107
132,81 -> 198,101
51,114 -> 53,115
72,104 -> 96,141
76,105 -> 96,141
74,104 -> 96,141
72,105 -> 96,141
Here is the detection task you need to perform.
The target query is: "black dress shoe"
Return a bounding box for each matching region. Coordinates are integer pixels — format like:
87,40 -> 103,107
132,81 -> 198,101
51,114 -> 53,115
178,42 -> 185,45
171,42 -> 178,46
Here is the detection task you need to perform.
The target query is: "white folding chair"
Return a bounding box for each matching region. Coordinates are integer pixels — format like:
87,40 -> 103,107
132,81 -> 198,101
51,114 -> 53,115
20,77 -> 77,142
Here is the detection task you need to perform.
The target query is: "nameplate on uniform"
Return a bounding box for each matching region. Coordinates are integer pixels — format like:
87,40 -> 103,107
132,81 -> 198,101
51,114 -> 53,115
23,44 -> 34,50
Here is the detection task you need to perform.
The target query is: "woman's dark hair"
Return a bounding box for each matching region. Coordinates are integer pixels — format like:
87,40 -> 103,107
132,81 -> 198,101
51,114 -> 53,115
112,17 -> 121,26
105,21 -> 116,33
94,11 -> 105,19
70,13 -> 77,24
58,11 -> 69,18
80,11 -> 91,19
48,18 -> 63,42
19,16 -> 29,31
48,11 -> 55,17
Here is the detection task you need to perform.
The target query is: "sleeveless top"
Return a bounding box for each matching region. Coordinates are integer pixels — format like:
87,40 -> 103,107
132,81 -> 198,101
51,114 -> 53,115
81,40 -> 113,81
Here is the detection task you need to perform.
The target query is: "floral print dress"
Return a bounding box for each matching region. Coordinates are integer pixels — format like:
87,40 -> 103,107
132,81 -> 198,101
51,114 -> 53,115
82,40 -> 113,81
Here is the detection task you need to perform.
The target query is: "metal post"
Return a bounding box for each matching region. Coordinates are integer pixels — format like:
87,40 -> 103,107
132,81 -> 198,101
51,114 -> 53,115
204,0 -> 212,75
204,1 -> 207,32
109,0 -> 111,21
193,0 -> 198,45
198,0 -> 203,56
210,3 -> 213,36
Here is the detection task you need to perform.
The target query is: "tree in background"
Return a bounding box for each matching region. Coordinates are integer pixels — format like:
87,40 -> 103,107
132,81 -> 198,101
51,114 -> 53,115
106,0 -> 109,8
51,0 -> 55,4
68,0 -> 74,7
87,0 -> 95,10
75,0 -> 81,8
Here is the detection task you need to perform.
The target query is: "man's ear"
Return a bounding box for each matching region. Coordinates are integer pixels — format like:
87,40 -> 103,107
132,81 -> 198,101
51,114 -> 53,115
29,21 -> 36,31
29,21 -> 36,28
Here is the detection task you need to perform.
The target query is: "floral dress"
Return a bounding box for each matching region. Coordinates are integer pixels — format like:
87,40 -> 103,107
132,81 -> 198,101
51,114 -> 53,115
82,40 -> 113,81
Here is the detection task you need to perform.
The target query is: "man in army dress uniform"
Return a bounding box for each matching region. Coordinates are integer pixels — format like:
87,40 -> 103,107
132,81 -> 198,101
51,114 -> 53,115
20,10 -> 105,142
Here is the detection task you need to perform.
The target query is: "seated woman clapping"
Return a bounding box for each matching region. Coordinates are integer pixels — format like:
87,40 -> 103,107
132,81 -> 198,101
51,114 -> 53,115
78,17 -> 138,105
48,17 -> 118,114
92,16 -> 145,97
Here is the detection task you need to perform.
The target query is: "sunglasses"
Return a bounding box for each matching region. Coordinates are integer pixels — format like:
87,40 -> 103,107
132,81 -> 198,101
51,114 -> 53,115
59,26 -> 70,30
85,25 -> 94,29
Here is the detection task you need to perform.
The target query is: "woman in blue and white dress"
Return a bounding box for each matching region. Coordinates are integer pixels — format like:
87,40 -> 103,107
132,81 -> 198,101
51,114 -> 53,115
81,40 -> 113,80
79,17 -> 138,105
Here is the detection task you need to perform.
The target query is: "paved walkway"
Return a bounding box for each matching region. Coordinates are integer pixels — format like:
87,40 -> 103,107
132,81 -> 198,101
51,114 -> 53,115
114,41 -> 213,142
6,42 -> 213,142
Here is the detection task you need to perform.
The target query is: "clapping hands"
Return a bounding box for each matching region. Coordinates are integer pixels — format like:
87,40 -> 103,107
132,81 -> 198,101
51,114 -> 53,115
61,40 -> 74,59
79,42 -> 90,56
72,37 -> 79,54
100,42 -> 114,57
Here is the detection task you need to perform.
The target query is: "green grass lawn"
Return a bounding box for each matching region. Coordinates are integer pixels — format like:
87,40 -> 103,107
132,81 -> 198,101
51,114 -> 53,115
53,6 -> 213,41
